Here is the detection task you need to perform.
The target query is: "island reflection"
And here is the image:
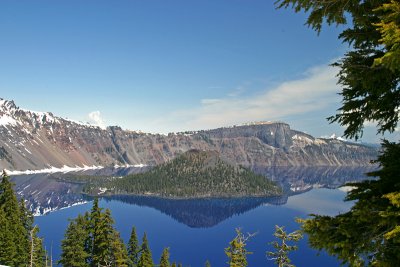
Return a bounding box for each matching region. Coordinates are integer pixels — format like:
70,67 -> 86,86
10,165 -> 375,227
103,195 -> 288,228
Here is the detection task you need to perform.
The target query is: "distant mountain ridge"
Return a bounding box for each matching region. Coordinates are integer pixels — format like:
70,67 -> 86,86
0,98 -> 378,171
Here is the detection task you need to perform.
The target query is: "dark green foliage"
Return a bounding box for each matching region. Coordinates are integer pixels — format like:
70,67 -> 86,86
301,142 -> 400,266
30,226 -> 46,267
110,231 -> 129,267
276,0 -> 400,140
84,150 -> 281,198
0,171 -> 45,266
267,225 -> 302,267
0,206 -> 14,265
159,247 -> 170,267
128,226 -> 140,267
59,199 -> 129,267
138,233 -> 154,267
92,209 -> 115,266
59,215 -> 90,267
225,228 -> 253,267
276,0 -> 400,266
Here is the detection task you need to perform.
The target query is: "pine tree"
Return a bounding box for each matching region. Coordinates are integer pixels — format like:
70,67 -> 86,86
267,225 -> 302,267
159,247 -> 170,267
0,206 -> 14,266
128,226 -> 140,267
137,232 -> 153,267
276,1 -> 400,265
21,198 -> 34,265
110,230 -> 129,267
225,228 -> 253,267
171,262 -> 177,267
30,226 -> 46,267
0,171 -> 25,265
60,199 -> 131,267
93,208 -> 116,266
0,170 -> 42,266
205,260 -> 211,267
89,198 -> 102,265
59,215 -> 90,267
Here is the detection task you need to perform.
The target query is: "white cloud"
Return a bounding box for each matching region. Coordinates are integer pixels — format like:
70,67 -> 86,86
152,64 -> 340,132
88,111 -> 106,129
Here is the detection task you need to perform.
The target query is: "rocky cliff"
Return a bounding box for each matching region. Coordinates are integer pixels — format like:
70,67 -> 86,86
0,98 -> 378,171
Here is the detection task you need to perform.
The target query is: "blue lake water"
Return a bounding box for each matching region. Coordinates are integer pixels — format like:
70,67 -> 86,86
34,188 -> 353,267
10,166 -> 374,266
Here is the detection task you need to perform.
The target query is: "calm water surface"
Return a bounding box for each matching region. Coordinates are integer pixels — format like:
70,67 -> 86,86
11,166 -> 373,266
35,188 -> 353,267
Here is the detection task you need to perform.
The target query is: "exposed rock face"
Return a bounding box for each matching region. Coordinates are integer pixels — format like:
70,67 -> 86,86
0,98 -> 378,171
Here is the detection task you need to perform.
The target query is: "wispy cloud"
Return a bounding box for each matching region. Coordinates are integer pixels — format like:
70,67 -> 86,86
151,64 -> 340,133
88,111 -> 106,129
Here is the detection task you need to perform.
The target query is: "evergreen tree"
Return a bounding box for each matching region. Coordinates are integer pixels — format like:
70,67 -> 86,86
0,171 -> 43,266
110,230 -> 129,267
30,226 -> 46,267
159,247 -> 170,267
93,208 -> 116,266
205,260 -> 211,267
89,198 -> 102,265
137,232 -> 153,267
171,263 -> 177,267
60,200 -> 128,267
225,228 -> 253,267
267,225 -> 302,267
21,198 -> 35,265
59,215 -> 90,267
128,226 -> 140,267
0,171 -> 26,265
276,0 -> 400,265
0,206 -> 14,266
276,0 -> 400,140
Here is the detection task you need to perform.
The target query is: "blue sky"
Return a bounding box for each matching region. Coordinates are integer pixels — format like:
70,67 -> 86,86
0,0 -> 396,142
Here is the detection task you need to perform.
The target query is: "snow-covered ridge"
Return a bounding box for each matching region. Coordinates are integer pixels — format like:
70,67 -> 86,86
0,99 -> 20,127
321,133 -> 349,142
0,97 -> 99,129
241,121 -> 286,126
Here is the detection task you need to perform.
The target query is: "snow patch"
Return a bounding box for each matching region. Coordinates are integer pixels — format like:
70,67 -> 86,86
5,165 -> 104,175
338,186 -> 357,192
321,133 -> 348,142
0,114 -> 19,126
292,134 -> 313,143
114,163 -> 147,168
33,200 -> 88,216
98,188 -> 107,194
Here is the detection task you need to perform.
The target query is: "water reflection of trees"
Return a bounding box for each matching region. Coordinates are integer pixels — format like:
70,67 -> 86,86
10,166 -> 375,219
103,195 -> 288,228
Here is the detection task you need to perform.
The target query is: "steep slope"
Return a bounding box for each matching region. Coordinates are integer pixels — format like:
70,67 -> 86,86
0,98 -> 378,171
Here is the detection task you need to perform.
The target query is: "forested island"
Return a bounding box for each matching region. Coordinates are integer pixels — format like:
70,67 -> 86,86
83,150 -> 282,198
